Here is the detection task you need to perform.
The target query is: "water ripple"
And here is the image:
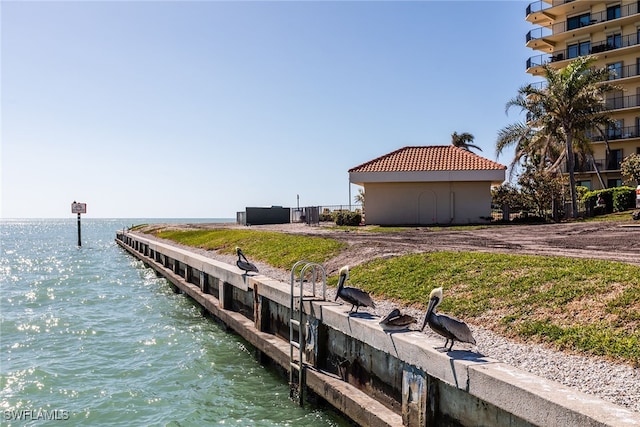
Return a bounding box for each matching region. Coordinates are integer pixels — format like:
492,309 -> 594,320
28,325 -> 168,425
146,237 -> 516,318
1,219 -> 349,426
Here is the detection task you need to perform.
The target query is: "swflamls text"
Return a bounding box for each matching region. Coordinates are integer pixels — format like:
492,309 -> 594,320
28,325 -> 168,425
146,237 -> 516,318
3,409 -> 70,421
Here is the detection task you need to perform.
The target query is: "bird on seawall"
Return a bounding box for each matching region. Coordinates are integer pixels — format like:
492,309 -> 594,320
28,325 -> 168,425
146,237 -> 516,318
236,247 -> 259,275
379,308 -> 416,332
421,287 -> 475,351
334,265 -> 375,313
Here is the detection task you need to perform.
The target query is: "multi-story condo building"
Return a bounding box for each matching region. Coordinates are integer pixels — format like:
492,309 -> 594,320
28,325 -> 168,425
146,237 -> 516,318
525,0 -> 640,190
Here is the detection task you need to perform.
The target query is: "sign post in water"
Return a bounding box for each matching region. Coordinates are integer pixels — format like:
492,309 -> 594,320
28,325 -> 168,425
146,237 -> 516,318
71,201 -> 87,246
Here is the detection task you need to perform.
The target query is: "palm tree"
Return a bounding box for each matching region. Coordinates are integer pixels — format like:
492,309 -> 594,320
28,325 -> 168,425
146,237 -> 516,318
451,132 -> 482,152
496,55 -> 617,218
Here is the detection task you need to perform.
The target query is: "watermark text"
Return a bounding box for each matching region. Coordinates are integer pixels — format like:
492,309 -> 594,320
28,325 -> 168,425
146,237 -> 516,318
3,409 -> 69,422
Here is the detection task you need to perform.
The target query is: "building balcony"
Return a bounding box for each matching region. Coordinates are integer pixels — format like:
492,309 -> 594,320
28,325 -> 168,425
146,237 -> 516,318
562,157 -> 622,174
607,63 -> 640,82
526,0 -> 582,25
526,2 -> 639,54
525,1 -> 548,17
526,27 -> 553,44
605,94 -> 640,111
526,32 -> 640,71
527,0 -> 638,19
526,62 -> 640,92
529,2 -> 639,35
587,125 -> 640,142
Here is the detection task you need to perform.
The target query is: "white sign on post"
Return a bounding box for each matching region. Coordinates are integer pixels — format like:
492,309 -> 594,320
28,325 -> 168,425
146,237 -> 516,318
71,202 -> 87,214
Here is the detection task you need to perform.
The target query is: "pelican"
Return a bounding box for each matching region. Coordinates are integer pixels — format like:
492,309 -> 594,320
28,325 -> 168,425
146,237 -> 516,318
236,247 -> 259,275
421,287 -> 475,351
334,265 -> 375,313
379,308 -> 416,332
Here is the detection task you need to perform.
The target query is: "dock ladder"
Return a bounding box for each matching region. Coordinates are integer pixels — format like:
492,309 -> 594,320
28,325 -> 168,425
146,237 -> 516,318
289,260 -> 326,406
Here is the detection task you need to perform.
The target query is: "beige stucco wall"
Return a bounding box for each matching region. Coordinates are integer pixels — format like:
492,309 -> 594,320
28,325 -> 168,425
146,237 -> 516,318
362,181 -> 492,225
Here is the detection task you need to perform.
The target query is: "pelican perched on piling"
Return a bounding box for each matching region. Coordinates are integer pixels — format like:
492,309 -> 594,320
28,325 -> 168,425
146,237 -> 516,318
379,308 -> 416,332
236,247 -> 259,275
421,287 -> 475,351
334,265 -> 375,313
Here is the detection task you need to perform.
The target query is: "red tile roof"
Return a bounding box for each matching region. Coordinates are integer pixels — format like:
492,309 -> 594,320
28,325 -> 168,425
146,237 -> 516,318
349,145 -> 506,173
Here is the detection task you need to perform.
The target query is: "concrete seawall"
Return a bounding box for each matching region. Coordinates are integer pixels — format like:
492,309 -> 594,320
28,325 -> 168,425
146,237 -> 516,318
115,231 -> 640,427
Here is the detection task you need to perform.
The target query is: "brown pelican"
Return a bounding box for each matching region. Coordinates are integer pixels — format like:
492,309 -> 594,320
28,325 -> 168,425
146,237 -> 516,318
421,287 -> 475,351
334,265 -> 375,313
236,247 -> 259,275
379,308 -> 416,332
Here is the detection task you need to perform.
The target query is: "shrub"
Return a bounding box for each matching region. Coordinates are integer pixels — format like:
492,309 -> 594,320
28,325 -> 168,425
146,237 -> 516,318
612,186 -> 636,211
621,153 -> 640,186
583,187 -> 636,214
334,211 -> 362,226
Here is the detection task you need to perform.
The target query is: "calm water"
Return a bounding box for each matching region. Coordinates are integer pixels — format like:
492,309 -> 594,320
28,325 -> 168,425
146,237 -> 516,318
0,219 -> 350,426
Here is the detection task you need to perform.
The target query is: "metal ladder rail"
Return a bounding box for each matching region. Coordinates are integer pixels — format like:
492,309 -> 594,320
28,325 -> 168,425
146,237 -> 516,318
289,260 -> 308,405
289,261 -> 326,406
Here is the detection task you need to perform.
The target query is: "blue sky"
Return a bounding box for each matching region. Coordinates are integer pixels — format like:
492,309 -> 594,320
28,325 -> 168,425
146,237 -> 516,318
1,0 -> 534,219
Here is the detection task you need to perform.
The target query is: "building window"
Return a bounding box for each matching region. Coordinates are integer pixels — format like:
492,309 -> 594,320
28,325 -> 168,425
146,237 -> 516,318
607,33 -> 622,49
608,119 -> 623,139
607,149 -> 623,170
567,13 -> 591,30
607,179 -> 623,188
607,4 -> 621,21
606,90 -> 625,109
608,62 -> 623,79
568,41 -> 591,58
577,180 -> 592,190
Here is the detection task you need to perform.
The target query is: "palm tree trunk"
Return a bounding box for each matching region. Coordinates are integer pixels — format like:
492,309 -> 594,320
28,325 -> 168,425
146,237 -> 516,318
565,132 -> 579,218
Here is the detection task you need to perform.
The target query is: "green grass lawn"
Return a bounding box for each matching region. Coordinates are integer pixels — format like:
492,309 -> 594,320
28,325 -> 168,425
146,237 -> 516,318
582,211 -> 638,222
347,252 -> 640,365
148,226 -> 640,366
154,228 -> 346,269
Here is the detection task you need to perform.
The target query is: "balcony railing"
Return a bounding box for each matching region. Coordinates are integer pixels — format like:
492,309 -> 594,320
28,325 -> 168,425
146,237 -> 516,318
526,62 -> 640,91
607,63 -> 640,81
527,32 -> 640,69
563,157 -> 622,173
554,3 -> 638,34
526,27 -> 553,43
587,125 -> 640,141
605,94 -> 640,110
526,1 -> 546,16
526,0 -> 579,17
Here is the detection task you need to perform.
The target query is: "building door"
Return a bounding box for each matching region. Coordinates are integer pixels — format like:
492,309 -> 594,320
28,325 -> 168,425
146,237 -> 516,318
418,191 -> 437,225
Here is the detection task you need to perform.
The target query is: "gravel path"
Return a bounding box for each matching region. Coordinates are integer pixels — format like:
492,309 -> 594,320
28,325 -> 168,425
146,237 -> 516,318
131,221 -> 640,413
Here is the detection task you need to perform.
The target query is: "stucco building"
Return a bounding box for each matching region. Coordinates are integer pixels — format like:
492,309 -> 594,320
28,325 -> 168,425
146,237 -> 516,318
526,0 -> 640,189
348,146 -> 506,226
